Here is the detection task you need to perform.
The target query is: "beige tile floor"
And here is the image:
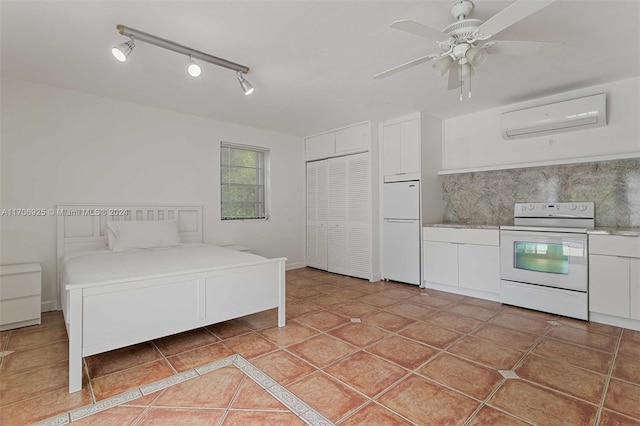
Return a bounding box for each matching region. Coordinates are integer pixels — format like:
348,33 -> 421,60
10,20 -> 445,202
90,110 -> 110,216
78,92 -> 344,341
1,267 -> 639,425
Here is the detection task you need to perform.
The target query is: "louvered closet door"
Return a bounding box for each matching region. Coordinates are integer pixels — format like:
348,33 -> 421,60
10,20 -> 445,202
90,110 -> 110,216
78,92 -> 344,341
328,157 -> 349,275
346,152 -> 371,279
306,160 -> 328,270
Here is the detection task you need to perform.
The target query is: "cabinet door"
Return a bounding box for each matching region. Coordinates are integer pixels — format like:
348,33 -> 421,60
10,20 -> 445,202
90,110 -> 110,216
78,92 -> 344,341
423,241 -> 458,286
631,258 -> 640,320
382,123 -> 402,176
458,244 -> 500,294
306,161 -> 328,270
305,132 -> 335,159
589,255 -> 630,317
328,222 -> 349,275
400,119 -> 420,174
335,123 -> 369,154
346,153 -> 371,279
328,157 -> 348,274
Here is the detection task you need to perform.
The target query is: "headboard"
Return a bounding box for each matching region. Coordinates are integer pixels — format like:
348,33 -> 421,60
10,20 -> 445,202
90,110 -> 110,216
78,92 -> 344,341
56,203 -> 203,268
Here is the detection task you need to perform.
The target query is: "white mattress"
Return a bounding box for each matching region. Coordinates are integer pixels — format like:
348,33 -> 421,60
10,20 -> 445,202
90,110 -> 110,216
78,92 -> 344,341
61,244 -> 267,287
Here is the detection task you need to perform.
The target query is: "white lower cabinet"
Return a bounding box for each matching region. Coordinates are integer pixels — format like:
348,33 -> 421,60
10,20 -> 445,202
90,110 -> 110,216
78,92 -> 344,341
589,234 -> 640,320
423,227 -> 500,298
458,244 -> 501,294
423,241 -> 458,286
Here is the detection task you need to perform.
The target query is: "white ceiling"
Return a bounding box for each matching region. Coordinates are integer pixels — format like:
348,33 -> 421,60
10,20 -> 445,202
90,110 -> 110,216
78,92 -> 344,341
2,0 -> 639,137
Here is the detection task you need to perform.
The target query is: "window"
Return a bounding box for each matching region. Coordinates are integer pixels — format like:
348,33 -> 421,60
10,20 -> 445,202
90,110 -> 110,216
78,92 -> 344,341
220,142 -> 269,220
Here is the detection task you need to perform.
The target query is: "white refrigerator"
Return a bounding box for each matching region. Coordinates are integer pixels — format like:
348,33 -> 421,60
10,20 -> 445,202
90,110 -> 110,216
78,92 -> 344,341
383,181 -> 421,285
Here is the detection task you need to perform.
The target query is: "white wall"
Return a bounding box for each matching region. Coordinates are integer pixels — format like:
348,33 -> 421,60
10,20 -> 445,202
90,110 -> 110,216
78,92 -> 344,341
421,113 -> 443,223
443,76 -> 640,171
0,78 -> 305,311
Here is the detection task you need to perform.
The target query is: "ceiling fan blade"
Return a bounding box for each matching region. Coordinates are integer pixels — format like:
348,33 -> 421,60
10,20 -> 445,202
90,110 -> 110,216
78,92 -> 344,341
478,0 -> 556,37
447,65 -> 463,90
390,19 -> 448,42
374,54 -> 440,79
486,40 -> 565,56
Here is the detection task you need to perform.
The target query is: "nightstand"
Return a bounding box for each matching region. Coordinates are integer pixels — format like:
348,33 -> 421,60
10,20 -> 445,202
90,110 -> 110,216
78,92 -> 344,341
0,263 -> 42,331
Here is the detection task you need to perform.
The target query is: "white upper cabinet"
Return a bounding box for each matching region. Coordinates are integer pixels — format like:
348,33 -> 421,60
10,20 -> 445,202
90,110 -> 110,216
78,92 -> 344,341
335,123 -> 370,154
305,122 -> 370,160
305,132 -> 335,160
381,114 -> 421,182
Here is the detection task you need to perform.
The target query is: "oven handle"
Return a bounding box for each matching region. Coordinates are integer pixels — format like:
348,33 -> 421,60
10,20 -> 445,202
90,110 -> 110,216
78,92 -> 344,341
500,230 -> 588,240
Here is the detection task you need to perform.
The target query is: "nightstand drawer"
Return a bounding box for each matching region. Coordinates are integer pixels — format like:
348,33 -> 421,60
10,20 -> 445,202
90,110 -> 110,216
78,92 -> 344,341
0,271 -> 41,299
0,263 -> 42,330
0,296 -> 41,324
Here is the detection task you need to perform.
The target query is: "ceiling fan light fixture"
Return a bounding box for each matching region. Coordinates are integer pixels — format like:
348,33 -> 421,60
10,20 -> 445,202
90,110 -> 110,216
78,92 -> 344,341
112,37 -> 134,62
459,62 -> 473,80
465,47 -> 487,66
187,55 -> 201,77
432,55 -> 454,77
237,71 -> 254,96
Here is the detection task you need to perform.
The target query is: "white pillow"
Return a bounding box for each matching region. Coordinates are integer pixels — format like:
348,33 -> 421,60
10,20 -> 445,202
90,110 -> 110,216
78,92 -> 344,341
105,220 -> 182,251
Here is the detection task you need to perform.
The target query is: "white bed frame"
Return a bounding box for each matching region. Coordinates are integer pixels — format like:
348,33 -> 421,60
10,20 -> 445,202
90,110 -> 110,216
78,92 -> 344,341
57,204 -> 286,393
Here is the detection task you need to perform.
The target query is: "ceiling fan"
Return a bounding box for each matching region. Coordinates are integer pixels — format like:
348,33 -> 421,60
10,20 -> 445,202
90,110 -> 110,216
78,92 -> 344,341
375,0 -> 564,98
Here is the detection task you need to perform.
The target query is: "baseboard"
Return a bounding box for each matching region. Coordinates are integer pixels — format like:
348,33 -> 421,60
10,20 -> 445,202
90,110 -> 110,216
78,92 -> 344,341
589,312 -> 640,331
422,281 -> 501,302
286,262 -> 306,271
41,299 -> 58,312
370,272 -> 382,282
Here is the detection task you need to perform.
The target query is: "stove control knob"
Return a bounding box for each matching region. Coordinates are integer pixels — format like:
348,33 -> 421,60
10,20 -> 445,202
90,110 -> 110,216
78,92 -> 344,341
520,205 -> 527,211
579,205 -> 587,211
529,204 -> 536,211
569,204 -> 577,210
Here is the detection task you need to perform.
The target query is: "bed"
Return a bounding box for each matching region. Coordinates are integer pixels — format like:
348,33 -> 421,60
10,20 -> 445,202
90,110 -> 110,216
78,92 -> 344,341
57,204 -> 286,393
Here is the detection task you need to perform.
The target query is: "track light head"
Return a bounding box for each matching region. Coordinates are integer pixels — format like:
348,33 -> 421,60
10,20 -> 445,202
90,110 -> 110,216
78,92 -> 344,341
187,55 -> 201,77
112,37 -> 135,62
237,71 -> 254,96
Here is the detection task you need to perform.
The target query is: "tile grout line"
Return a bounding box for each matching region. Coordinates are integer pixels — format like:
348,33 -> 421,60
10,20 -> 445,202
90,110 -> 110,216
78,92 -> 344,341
232,354 -> 335,426
34,355 -> 236,425
594,327 -> 623,425
216,372 -> 247,426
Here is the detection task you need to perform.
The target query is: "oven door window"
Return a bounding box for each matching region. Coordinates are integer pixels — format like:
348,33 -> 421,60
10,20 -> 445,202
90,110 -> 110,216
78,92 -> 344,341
514,242 -> 569,275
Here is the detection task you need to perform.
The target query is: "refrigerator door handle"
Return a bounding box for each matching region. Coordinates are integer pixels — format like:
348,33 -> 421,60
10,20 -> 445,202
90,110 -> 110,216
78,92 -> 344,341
385,219 -> 417,223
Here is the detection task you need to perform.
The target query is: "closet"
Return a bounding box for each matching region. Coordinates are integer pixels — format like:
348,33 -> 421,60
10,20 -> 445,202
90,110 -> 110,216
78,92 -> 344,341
305,123 -> 372,280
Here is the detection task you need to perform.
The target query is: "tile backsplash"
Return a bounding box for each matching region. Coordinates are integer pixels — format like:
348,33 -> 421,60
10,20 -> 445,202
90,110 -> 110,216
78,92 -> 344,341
442,158 -> 640,227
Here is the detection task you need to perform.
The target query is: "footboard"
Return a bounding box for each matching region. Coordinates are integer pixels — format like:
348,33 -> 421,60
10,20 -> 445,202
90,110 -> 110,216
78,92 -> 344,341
66,259 -> 286,393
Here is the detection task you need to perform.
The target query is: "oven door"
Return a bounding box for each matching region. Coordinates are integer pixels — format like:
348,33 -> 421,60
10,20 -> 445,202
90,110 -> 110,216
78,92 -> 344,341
500,230 -> 588,292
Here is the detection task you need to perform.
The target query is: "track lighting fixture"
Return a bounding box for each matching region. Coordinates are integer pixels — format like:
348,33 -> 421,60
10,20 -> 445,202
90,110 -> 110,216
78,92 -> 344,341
236,72 -> 254,96
187,55 -> 201,77
111,37 -> 134,62
112,25 -> 254,95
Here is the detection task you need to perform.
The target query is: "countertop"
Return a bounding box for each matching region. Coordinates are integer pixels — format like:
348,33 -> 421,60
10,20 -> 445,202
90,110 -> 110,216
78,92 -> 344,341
588,227 -> 640,237
423,223 -> 500,230
423,224 -> 640,236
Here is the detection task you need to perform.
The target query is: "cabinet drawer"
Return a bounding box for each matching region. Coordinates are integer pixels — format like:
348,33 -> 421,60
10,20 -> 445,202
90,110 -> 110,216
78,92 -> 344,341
0,296 -> 41,325
589,235 -> 640,257
0,271 -> 41,299
424,227 -> 499,246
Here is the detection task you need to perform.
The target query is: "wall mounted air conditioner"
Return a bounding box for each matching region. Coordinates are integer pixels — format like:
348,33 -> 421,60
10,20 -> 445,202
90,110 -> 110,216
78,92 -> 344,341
501,93 -> 606,140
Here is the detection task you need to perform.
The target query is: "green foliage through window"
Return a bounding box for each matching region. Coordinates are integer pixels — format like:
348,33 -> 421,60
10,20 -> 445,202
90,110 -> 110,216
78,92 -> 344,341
220,142 -> 269,220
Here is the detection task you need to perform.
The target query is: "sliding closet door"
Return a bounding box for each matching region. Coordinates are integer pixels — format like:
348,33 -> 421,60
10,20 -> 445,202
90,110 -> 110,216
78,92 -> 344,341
346,152 -> 371,279
307,152 -> 371,280
306,160 -> 328,270
327,157 -> 349,275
